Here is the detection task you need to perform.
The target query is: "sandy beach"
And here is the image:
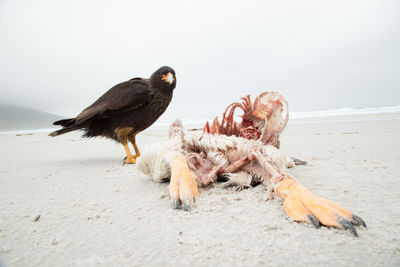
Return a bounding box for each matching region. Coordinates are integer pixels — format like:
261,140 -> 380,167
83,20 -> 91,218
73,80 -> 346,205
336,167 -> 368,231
0,113 -> 399,266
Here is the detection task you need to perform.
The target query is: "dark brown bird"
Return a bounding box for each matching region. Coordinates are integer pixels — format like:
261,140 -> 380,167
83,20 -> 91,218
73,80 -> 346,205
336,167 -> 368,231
49,66 -> 176,164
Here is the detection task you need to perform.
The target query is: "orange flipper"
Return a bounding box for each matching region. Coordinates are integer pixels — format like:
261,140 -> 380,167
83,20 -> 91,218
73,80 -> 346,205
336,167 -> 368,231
276,177 -> 366,236
169,155 -> 199,211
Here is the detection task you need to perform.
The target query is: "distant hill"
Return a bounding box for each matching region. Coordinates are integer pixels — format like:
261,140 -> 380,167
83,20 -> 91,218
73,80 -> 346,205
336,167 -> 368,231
0,104 -> 64,131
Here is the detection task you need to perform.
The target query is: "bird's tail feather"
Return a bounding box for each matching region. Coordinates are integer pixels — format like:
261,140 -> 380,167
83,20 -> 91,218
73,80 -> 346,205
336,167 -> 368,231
53,118 -> 75,126
49,125 -> 80,137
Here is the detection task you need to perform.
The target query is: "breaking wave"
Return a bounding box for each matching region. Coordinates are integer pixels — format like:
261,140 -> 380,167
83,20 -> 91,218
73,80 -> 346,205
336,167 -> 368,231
290,105 -> 400,119
156,105 -> 400,126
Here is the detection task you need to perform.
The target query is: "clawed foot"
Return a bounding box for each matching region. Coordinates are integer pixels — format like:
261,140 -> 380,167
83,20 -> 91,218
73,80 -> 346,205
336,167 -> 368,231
123,155 -> 137,165
276,178 -> 366,236
122,140 -> 140,165
169,155 -> 199,211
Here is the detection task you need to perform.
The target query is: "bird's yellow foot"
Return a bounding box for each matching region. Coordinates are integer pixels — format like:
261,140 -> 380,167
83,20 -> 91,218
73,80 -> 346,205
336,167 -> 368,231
169,155 -> 199,211
123,155 -> 137,165
276,177 -> 366,236
122,142 -> 140,165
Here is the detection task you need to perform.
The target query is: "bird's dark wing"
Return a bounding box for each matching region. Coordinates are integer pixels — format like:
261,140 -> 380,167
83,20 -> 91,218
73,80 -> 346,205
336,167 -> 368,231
75,78 -> 149,124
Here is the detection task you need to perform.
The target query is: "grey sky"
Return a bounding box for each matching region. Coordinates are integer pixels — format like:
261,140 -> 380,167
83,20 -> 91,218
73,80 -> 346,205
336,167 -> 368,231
0,0 -> 399,121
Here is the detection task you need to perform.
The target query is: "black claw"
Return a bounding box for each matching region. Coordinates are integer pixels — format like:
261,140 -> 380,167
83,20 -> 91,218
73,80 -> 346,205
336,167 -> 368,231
339,217 -> 358,237
183,199 -> 191,212
308,214 -> 320,229
123,156 -> 127,166
352,214 -> 367,228
173,198 -> 181,210
193,197 -> 196,203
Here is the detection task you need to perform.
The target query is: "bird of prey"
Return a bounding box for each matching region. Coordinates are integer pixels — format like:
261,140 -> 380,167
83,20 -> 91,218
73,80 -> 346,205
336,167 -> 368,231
49,66 -> 176,164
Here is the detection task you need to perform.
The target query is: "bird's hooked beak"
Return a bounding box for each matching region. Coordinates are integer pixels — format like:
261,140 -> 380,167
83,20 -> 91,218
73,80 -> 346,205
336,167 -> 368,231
161,72 -> 174,84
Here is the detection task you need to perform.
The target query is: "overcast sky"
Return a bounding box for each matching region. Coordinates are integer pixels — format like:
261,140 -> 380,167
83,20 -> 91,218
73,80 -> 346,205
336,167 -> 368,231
0,0 -> 399,121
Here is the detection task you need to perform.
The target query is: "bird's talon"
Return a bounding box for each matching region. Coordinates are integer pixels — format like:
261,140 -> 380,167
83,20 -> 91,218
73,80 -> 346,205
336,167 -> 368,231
339,217 -> 358,237
123,155 -> 137,165
173,198 -> 181,210
183,199 -> 191,212
352,214 -> 367,228
308,214 -> 320,229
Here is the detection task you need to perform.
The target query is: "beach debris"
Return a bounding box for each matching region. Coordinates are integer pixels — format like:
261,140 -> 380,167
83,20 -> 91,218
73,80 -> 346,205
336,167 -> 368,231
16,133 -> 34,136
87,215 -> 100,220
137,92 -> 366,236
33,214 -> 41,222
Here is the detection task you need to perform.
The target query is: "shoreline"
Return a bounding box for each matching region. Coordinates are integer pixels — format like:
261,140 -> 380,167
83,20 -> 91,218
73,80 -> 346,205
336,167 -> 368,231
1,112 -> 400,135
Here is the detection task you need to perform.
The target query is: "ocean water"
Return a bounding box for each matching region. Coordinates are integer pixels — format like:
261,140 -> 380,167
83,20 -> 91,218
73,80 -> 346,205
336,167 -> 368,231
156,105 -> 400,126
1,105 -> 399,134
290,105 -> 400,119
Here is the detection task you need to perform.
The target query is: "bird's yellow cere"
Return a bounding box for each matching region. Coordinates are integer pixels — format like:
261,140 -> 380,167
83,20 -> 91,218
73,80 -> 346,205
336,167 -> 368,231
161,72 -> 174,84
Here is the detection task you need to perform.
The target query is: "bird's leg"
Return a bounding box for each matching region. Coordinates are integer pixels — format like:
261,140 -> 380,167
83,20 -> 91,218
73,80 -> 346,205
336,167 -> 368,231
128,134 -> 141,158
122,141 -> 137,165
116,127 -> 137,165
220,154 -> 253,173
